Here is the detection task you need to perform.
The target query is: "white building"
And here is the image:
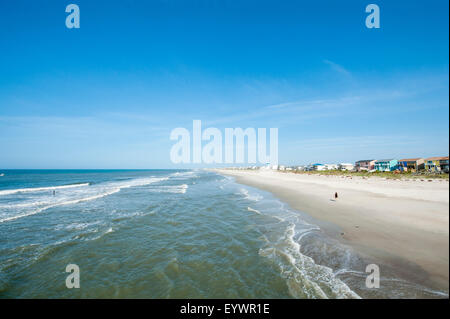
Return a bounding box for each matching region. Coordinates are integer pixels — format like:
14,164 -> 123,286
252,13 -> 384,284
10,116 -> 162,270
338,163 -> 354,171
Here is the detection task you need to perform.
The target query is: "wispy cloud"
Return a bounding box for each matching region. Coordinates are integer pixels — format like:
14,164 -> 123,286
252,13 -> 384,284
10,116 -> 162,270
204,91 -> 401,127
323,59 -> 352,77
264,96 -> 361,110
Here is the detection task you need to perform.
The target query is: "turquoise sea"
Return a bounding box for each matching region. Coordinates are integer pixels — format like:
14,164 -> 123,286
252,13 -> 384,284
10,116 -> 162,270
0,170 -> 446,298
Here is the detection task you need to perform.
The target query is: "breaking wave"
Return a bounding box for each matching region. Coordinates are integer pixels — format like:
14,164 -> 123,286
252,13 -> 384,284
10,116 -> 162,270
0,183 -> 90,196
0,177 -> 167,224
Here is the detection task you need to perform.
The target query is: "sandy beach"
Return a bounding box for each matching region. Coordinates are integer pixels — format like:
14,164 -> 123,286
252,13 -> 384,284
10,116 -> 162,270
215,169 -> 449,293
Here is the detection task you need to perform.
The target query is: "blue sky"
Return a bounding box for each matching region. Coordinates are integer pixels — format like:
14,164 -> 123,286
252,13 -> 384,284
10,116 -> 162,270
0,0 -> 448,168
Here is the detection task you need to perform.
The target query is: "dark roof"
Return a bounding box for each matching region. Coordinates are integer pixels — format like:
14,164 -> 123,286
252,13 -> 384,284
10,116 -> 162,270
355,159 -> 374,163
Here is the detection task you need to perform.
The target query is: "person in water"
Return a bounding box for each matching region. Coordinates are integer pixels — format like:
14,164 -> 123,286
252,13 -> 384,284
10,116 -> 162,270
334,192 -> 338,200
53,190 -> 56,196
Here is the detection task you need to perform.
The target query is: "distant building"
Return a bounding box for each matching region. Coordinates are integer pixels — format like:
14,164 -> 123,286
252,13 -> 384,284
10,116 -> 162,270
324,164 -> 338,170
374,159 -> 398,172
338,163 -> 354,171
311,163 -> 325,171
355,160 -> 376,171
425,156 -> 449,172
397,158 -> 424,172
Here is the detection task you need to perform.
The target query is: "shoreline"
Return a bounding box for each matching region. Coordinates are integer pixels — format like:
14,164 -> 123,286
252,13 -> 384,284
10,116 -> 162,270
214,169 -> 449,294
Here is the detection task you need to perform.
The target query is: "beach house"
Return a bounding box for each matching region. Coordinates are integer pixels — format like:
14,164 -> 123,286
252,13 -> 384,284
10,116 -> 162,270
355,160 -> 376,171
424,156 -> 449,172
374,159 -> 398,172
397,158 -> 425,172
338,163 -> 354,171
324,164 -> 338,170
311,163 -> 326,171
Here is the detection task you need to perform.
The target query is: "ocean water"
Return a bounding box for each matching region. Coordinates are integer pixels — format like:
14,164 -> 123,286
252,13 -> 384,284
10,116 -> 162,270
0,170 -> 446,298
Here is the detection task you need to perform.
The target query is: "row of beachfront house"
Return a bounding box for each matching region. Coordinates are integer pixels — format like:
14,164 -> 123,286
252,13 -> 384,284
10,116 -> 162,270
281,156 -> 449,173
355,157 -> 449,172
297,163 -> 354,171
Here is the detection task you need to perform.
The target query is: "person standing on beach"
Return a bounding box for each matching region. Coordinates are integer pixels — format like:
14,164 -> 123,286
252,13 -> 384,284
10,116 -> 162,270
334,192 -> 338,200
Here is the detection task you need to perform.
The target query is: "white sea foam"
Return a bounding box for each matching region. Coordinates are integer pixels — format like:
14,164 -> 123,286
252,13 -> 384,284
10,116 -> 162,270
149,184 -> 188,194
0,183 -> 90,196
239,188 -> 263,201
247,206 -> 262,215
296,228 -> 320,242
0,188 -> 121,223
57,221 -> 101,231
170,171 -> 197,180
259,220 -> 361,299
248,193 -> 360,298
83,227 -> 115,242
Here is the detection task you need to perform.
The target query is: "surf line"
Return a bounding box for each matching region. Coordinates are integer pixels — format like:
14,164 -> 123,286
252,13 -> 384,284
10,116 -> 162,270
180,303 -> 214,317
